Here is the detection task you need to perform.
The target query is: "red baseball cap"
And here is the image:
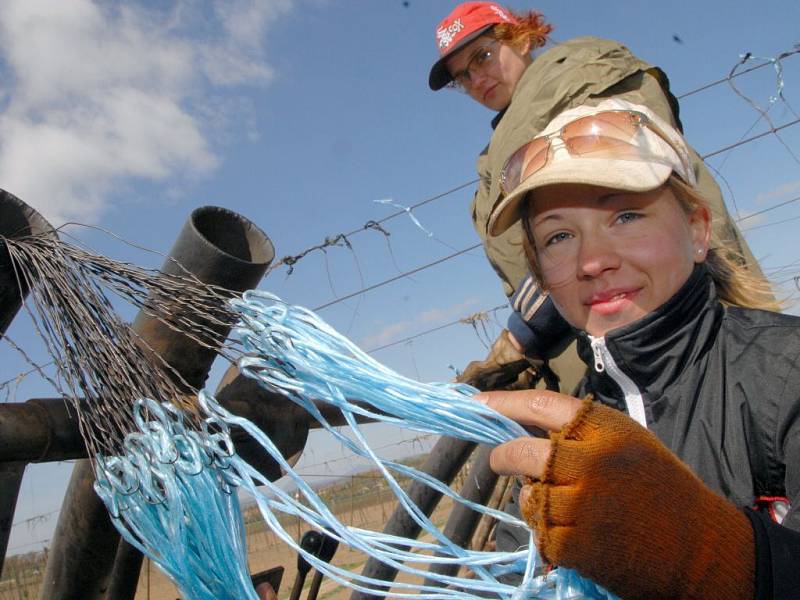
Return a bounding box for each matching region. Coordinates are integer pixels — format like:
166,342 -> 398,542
428,2 -> 517,91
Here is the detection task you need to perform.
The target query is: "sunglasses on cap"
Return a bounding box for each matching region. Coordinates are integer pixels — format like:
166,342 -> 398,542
499,110 -> 685,196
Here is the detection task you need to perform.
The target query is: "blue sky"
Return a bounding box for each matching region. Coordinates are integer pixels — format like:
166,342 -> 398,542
2,0 -> 799,555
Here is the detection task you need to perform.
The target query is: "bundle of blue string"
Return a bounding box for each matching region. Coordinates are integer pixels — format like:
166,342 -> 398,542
94,290 -> 617,600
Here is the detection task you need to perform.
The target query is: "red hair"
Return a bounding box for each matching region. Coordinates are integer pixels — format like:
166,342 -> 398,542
492,10 -> 552,53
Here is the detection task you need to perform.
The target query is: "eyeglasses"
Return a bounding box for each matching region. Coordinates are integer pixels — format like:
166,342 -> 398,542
499,110 -> 684,195
447,40 -> 500,92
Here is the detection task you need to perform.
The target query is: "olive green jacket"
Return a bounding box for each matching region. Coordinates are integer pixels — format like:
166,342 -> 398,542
471,36 -> 759,297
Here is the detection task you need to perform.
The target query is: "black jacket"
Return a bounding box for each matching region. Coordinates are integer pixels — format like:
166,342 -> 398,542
575,265 -> 800,598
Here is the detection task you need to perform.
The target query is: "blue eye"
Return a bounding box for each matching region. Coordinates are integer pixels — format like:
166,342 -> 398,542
617,212 -> 642,224
545,231 -> 572,246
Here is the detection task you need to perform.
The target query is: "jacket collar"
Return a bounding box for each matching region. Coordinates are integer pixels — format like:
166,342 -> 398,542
490,60 -> 536,129
490,107 -> 507,130
576,264 -> 724,403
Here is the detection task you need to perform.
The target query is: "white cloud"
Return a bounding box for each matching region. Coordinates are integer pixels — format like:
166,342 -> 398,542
0,0 -> 291,225
755,179 -> 800,205
359,299 -> 482,349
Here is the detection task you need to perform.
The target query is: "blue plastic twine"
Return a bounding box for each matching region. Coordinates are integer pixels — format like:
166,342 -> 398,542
94,290 -> 619,600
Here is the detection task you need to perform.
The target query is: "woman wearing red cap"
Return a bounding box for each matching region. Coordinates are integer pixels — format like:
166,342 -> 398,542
482,100 -> 800,599
428,2 -> 767,394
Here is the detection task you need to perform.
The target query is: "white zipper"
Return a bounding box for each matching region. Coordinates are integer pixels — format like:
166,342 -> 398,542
588,335 -> 648,427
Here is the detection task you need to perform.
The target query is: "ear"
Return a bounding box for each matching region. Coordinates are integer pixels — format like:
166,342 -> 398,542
688,206 -> 712,263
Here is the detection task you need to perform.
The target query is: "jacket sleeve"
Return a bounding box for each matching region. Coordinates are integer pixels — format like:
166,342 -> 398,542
745,509 -> 800,599
471,144 -> 529,297
470,144 -> 492,245
758,350 -> 800,598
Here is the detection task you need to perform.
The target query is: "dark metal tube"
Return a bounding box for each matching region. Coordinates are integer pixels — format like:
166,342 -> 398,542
0,189 -> 54,571
103,540 -> 146,600
0,463 -> 26,563
349,437 -> 477,600
422,445 -> 499,586
215,364 -> 310,481
40,206 -> 274,600
0,189 -> 54,333
36,461 -> 123,599
0,394 -> 366,465
132,205 -> 275,391
0,363 -> 351,507
0,399 -> 85,463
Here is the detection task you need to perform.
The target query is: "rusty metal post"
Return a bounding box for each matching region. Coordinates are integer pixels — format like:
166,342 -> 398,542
38,206 -> 274,600
0,393 -> 362,466
0,400 -> 86,463
0,463 -> 25,564
0,189 -> 54,570
214,365 -> 310,479
422,445 -> 498,586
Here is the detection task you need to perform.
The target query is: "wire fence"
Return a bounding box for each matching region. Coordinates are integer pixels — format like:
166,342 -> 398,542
1,45 -> 798,412
246,46 -> 800,336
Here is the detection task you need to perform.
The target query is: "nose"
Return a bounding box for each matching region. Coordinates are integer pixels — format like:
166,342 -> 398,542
469,68 -> 491,92
575,233 -> 621,280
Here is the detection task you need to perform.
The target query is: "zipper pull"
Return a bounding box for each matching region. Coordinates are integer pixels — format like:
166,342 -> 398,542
589,337 -> 606,373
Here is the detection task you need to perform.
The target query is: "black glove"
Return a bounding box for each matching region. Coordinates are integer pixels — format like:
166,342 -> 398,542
507,274 -> 574,359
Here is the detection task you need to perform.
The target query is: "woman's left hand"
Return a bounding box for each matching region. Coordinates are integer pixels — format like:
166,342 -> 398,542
480,388 -> 582,482
479,389 -> 756,600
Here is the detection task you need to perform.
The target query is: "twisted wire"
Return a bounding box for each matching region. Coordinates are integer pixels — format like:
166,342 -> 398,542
1,233 -> 238,456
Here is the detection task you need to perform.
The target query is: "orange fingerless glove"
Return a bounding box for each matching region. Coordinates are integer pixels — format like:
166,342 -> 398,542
521,398 -> 755,600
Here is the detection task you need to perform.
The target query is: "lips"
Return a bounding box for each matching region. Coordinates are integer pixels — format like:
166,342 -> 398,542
587,288 -> 638,304
482,84 -> 498,102
585,288 -> 641,316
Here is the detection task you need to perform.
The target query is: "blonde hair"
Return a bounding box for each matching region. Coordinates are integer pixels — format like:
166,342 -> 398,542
491,10 -> 552,54
666,176 -> 780,311
520,174 -> 781,311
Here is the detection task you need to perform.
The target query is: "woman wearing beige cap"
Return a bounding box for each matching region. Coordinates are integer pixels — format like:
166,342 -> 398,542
428,3 -> 766,396
482,99 -> 800,599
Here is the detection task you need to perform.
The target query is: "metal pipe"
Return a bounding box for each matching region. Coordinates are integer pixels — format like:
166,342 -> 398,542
131,205 -> 274,391
471,475 -> 512,554
0,393 -> 369,465
422,445 -> 498,586
0,463 -> 26,563
349,436 -> 477,600
0,399 -> 85,463
213,365 -> 378,479
215,364 -> 310,480
0,189 -> 55,333
38,461 -> 123,599
0,189 -> 54,570
39,206 -> 274,600
103,536 -> 149,600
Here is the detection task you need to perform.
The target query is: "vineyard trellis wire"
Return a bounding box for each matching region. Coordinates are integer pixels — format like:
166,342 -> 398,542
3,45 -> 800,591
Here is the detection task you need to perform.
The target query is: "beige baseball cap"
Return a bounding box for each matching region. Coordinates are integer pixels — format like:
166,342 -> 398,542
488,99 -> 696,236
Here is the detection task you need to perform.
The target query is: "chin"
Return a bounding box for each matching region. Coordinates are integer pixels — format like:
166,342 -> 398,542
486,97 -> 509,111
590,312 -> 649,337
